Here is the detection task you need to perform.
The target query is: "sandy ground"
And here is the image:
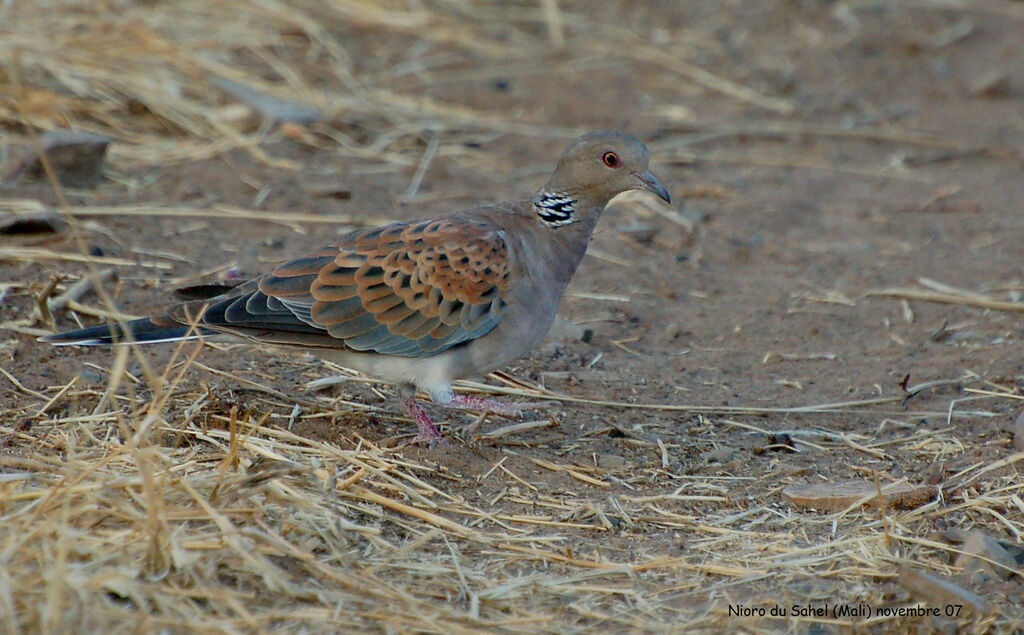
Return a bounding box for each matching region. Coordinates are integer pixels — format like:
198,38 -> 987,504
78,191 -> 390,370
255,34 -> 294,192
1,1 -> 1023,631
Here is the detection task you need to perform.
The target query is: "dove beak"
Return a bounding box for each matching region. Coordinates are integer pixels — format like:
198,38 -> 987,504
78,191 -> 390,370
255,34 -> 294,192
631,170 -> 671,204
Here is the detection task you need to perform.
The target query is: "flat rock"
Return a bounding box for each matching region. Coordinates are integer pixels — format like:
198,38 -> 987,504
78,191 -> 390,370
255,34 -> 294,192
954,531 -> 1024,580
0,209 -> 68,244
897,565 -> 990,618
782,479 -> 933,511
3,129 -> 113,187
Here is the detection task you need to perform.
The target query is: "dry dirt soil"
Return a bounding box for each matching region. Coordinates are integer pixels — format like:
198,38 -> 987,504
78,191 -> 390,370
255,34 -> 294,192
1,1 -> 1023,632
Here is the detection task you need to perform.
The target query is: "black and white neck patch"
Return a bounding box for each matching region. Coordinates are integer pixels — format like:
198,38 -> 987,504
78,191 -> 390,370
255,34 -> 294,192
533,190 -> 577,227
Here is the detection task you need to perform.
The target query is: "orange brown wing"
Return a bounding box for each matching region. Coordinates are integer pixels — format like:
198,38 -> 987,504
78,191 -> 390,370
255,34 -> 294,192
185,215 -> 511,357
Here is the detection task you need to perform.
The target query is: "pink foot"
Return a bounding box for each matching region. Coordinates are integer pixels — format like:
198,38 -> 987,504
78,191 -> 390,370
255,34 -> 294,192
445,394 -> 525,418
401,397 -> 448,447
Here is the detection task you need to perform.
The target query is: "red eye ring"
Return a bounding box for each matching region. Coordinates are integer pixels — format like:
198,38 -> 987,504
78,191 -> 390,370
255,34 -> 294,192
601,151 -> 619,168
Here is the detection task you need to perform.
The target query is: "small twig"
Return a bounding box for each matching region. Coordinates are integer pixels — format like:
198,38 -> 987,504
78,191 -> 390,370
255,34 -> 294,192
867,285 -> 1024,312
0,367 -> 49,400
32,277 -> 61,329
404,132 -> 440,201
0,247 -> 171,269
840,433 -> 888,460
477,419 -> 556,441
45,269 -> 115,315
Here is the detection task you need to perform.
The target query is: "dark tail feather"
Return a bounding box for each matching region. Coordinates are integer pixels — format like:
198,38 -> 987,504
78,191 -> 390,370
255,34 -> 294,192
39,316 -> 210,346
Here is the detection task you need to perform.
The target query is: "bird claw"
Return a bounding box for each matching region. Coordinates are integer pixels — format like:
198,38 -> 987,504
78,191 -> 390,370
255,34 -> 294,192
401,396 -> 449,448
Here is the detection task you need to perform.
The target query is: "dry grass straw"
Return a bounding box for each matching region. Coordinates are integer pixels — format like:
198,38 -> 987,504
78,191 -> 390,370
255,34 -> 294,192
1,0 -> 1023,631
868,277 -> 1024,313
3,347 -> 1021,630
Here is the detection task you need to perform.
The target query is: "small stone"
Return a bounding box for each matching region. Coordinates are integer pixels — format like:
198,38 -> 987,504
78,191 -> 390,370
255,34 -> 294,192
701,446 -> 738,463
77,368 -> 104,384
3,129 -> 113,188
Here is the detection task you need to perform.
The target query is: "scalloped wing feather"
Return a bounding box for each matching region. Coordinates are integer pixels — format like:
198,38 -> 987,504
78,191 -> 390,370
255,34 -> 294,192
181,216 -> 511,357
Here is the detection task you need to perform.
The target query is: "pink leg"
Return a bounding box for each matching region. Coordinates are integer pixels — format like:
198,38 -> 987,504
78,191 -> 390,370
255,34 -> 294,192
401,397 -> 448,446
445,394 -> 524,418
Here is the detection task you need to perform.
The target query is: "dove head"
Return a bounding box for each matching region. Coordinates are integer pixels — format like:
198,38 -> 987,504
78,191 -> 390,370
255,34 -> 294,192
533,130 -> 671,228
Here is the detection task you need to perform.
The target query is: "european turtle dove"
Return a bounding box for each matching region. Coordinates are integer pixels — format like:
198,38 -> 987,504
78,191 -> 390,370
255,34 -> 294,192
42,130 -> 671,444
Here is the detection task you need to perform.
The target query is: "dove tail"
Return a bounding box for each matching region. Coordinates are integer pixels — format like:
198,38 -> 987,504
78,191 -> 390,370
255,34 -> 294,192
39,317 -> 210,346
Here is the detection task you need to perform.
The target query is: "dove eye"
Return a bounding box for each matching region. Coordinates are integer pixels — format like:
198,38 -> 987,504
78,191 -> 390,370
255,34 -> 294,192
601,151 -> 619,168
